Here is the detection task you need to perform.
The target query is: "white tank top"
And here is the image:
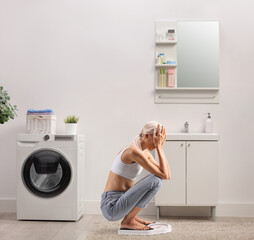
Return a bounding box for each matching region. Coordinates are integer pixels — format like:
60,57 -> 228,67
111,147 -> 143,180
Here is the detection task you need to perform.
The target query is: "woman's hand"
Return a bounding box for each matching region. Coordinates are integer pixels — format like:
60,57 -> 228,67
153,125 -> 167,149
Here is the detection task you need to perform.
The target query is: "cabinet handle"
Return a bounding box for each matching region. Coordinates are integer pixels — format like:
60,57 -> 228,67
188,143 -> 190,147
180,143 -> 183,147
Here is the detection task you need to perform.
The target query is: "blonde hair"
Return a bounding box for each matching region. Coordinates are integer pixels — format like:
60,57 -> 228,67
139,121 -> 162,137
130,121 -> 163,151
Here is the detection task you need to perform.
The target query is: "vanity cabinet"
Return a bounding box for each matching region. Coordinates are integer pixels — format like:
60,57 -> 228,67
155,139 -> 218,219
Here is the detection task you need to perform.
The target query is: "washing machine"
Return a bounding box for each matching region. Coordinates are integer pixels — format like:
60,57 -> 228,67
16,134 -> 85,221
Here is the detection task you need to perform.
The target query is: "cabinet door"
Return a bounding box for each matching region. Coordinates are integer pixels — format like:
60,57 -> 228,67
187,141 -> 218,205
155,141 -> 186,206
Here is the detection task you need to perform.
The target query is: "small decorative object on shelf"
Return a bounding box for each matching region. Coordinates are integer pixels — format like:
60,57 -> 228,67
167,29 -> 175,40
64,115 -> 79,135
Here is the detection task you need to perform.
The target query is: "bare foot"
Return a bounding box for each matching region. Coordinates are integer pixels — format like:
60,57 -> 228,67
120,219 -> 150,230
135,217 -> 153,225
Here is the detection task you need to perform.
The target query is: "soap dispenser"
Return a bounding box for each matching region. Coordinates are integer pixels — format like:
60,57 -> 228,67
205,113 -> 213,133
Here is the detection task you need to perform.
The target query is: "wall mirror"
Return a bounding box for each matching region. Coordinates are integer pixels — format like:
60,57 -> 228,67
177,21 -> 219,88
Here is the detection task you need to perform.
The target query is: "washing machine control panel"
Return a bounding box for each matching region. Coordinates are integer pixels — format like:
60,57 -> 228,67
17,134 -> 77,142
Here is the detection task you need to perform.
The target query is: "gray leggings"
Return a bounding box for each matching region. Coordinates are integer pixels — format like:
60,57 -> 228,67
100,174 -> 162,221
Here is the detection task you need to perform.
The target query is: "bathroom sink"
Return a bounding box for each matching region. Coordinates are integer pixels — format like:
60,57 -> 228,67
166,133 -> 219,141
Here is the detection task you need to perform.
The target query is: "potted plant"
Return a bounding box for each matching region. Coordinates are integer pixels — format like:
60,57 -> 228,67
64,115 -> 79,134
0,86 -> 18,124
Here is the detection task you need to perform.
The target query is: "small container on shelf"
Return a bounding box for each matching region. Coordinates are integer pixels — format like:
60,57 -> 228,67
167,69 -> 175,88
156,32 -> 166,41
167,29 -> 175,40
159,68 -> 166,88
156,54 -> 160,64
166,59 -> 177,65
26,109 -> 56,134
159,53 -> 166,64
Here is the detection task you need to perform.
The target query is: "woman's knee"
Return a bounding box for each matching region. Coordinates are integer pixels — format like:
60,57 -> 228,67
147,174 -> 162,189
154,175 -> 162,189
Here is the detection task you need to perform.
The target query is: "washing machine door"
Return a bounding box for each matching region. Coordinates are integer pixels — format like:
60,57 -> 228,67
22,149 -> 71,198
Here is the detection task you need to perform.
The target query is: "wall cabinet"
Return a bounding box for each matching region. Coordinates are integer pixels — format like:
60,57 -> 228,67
155,140 -> 218,219
155,20 -> 220,104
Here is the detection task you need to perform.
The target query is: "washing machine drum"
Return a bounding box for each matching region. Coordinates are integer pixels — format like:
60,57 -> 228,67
22,149 -> 71,198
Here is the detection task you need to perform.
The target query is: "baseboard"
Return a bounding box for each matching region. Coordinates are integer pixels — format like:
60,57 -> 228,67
0,198 -> 16,213
216,203 -> 254,217
1,199 -> 254,217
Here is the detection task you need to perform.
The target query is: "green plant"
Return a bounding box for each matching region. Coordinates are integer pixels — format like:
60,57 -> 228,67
64,115 -> 79,124
0,86 -> 18,124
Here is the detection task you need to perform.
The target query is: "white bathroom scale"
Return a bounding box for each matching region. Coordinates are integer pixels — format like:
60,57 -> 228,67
118,223 -> 172,236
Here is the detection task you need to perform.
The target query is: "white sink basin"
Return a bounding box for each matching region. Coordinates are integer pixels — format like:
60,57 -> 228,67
166,133 -> 219,141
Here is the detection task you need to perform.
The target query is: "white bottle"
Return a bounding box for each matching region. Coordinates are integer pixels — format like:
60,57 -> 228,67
156,54 -> 160,64
205,113 -> 213,133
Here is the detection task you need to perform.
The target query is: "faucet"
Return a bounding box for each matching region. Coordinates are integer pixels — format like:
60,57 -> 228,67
184,122 -> 189,133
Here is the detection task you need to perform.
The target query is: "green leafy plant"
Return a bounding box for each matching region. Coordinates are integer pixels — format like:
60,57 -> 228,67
0,86 -> 18,124
64,115 -> 79,124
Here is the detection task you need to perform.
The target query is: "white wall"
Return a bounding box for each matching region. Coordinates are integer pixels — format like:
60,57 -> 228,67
1,0 -> 254,216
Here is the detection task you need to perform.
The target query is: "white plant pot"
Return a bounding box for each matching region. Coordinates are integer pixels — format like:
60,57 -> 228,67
65,123 -> 78,135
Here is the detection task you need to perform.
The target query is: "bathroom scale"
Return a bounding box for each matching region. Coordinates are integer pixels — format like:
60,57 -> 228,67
118,223 -> 172,236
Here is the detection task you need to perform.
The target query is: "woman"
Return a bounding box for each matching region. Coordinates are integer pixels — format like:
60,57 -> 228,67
100,121 -> 171,230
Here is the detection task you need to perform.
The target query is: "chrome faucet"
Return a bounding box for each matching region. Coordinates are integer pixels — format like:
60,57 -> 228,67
184,122 -> 189,133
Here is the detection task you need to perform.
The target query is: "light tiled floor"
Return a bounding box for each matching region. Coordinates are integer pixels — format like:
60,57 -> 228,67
0,213 -> 95,240
0,213 -> 253,240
